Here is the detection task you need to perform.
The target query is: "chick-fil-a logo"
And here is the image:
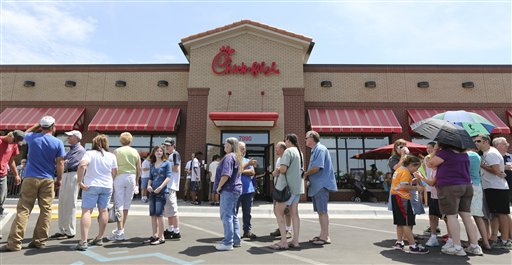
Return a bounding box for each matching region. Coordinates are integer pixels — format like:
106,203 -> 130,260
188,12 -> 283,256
211,46 -> 280,77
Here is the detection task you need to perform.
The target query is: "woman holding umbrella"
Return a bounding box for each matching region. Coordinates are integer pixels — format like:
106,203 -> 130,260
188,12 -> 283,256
426,143 -> 483,256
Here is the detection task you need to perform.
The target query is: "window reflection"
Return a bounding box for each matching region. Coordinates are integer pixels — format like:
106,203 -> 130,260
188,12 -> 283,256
326,136 -> 389,189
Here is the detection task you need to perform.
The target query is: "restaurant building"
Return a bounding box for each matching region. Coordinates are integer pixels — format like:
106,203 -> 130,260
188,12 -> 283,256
1,20 -> 511,201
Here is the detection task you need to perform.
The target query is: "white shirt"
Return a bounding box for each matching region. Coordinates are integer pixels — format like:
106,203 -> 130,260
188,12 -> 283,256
167,150 -> 181,191
190,158 -> 200,181
208,161 -> 219,182
481,147 -> 508,190
141,159 -> 151,179
185,160 -> 192,179
81,150 -> 117,188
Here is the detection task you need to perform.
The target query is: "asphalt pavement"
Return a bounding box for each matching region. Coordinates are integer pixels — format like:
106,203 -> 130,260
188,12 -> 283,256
0,199 -> 511,264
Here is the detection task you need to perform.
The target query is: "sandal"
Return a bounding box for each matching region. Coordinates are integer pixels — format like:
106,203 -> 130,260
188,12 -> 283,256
269,243 -> 288,250
143,236 -> 158,244
288,242 -> 300,249
312,238 -> 332,245
308,236 -> 321,243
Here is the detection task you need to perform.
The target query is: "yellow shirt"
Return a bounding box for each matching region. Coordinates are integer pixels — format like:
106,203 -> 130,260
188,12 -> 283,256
115,146 -> 140,175
390,166 -> 412,200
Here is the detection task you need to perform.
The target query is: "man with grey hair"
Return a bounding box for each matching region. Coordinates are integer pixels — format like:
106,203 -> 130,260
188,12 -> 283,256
474,134 -> 511,249
50,130 -> 86,240
303,130 -> 337,245
492,137 -> 512,241
492,137 -> 512,203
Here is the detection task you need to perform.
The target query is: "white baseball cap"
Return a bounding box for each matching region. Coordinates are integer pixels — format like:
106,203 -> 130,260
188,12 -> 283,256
65,130 -> 82,140
39,116 -> 55,128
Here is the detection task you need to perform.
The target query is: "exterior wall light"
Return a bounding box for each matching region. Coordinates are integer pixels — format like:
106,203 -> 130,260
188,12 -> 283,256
157,80 -> 169,87
115,80 -> 127,87
24,80 -> 35,87
320,81 -> 332,88
462,81 -> 474,88
65,80 -> 77,87
417,81 -> 429,88
365,81 -> 377,88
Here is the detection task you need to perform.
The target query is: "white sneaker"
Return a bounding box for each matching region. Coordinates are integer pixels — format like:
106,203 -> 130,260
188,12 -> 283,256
464,245 -> 483,256
441,240 -> 454,251
441,245 -> 466,256
106,230 -> 125,241
426,236 -> 440,247
215,243 -> 233,251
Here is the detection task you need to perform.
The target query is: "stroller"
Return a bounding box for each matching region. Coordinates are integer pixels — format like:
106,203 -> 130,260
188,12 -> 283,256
349,178 -> 378,203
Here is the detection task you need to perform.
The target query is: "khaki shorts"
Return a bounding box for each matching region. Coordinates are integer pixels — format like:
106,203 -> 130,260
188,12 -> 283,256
164,190 -> 179,217
437,184 -> 473,215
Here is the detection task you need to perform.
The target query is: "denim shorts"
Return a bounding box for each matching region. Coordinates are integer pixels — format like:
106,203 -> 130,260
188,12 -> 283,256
82,186 -> 113,209
312,188 -> 329,213
141,178 -> 150,189
285,194 -> 300,206
149,192 -> 168,217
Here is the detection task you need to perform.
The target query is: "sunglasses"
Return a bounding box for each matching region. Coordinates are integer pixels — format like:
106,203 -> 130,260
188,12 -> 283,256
473,140 -> 482,143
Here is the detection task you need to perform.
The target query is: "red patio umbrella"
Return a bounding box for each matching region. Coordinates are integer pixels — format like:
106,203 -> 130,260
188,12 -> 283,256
352,141 -> 428,160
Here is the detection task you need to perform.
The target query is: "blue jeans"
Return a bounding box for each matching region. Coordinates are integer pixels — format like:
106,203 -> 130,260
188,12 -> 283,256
219,191 -> 241,246
236,192 -> 254,232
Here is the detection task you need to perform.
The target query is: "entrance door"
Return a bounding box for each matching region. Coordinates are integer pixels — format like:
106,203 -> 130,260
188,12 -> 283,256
245,144 -> 274,201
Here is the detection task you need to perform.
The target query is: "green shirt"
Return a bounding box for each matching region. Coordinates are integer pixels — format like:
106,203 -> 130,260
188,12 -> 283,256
276,147 -> 305,195
115,146 -> 140,175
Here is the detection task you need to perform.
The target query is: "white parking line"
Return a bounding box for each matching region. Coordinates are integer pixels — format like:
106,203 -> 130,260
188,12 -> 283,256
180,222 -> 329,265
302,219 -> 395,235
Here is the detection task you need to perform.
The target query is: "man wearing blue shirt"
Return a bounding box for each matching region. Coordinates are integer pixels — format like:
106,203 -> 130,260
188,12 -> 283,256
237,142 -> 257,239
303,130 -> 337,245
1,116 -> 65,252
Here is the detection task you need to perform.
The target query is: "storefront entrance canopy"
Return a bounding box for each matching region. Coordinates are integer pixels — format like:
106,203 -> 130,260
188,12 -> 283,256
307,109 -> 402,133
88,108 -> 180,132
0,107 -> 85,131
209,112 -> 278,127
407,109 -> 510,134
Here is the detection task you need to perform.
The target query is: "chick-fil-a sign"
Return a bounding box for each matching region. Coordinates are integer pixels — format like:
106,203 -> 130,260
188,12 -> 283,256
211,46 -> 280,77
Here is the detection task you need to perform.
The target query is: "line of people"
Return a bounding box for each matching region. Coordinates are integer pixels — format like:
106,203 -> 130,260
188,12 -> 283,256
388,136 -> 512,256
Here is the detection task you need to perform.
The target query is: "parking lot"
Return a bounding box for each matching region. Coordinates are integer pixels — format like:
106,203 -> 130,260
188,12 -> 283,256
1,206 -> 511,265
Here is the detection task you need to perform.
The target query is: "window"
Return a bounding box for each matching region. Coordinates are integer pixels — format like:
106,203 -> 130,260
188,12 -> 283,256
82,134 -> 175,154
324,136 -> 389,188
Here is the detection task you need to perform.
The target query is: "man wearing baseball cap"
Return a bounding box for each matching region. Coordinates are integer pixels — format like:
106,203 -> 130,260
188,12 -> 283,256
1,116 -> 65,251
50,130 -> 85,240
0,130 -> 25,218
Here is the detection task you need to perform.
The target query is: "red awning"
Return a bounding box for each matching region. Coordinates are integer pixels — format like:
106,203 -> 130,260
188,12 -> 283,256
88,108 -> 180,132
407,109 -> 510,134
0,107 -> 85,131
209,112 -> 278,127
307,109 -> 402,133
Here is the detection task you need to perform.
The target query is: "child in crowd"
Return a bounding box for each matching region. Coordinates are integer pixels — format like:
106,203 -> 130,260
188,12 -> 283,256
390,155 -> 429,254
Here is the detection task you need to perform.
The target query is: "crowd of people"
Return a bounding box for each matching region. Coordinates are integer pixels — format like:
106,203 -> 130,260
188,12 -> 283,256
388,136 -> 512,256
1,114 -> 510,258
0,116 -> 338,252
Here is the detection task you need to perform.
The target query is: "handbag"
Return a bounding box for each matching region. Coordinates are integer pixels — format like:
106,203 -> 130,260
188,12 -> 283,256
108,205 -> 121,223
272,183 -> 291,202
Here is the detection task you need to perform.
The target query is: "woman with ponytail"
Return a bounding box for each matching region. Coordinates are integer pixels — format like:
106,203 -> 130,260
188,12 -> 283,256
270,133 -> 305,250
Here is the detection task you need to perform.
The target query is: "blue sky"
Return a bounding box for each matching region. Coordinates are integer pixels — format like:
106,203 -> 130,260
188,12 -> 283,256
1,0 -> 510,65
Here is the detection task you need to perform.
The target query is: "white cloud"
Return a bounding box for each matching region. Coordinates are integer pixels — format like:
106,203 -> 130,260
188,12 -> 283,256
1,3 -> 107,64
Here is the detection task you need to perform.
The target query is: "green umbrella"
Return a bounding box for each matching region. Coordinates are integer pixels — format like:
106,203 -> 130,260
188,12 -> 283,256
431,110 -> 496,136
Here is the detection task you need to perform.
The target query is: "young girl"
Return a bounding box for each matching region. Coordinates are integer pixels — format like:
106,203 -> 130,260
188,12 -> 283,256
390,155 -> 429,254
145,146 -> 172,245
